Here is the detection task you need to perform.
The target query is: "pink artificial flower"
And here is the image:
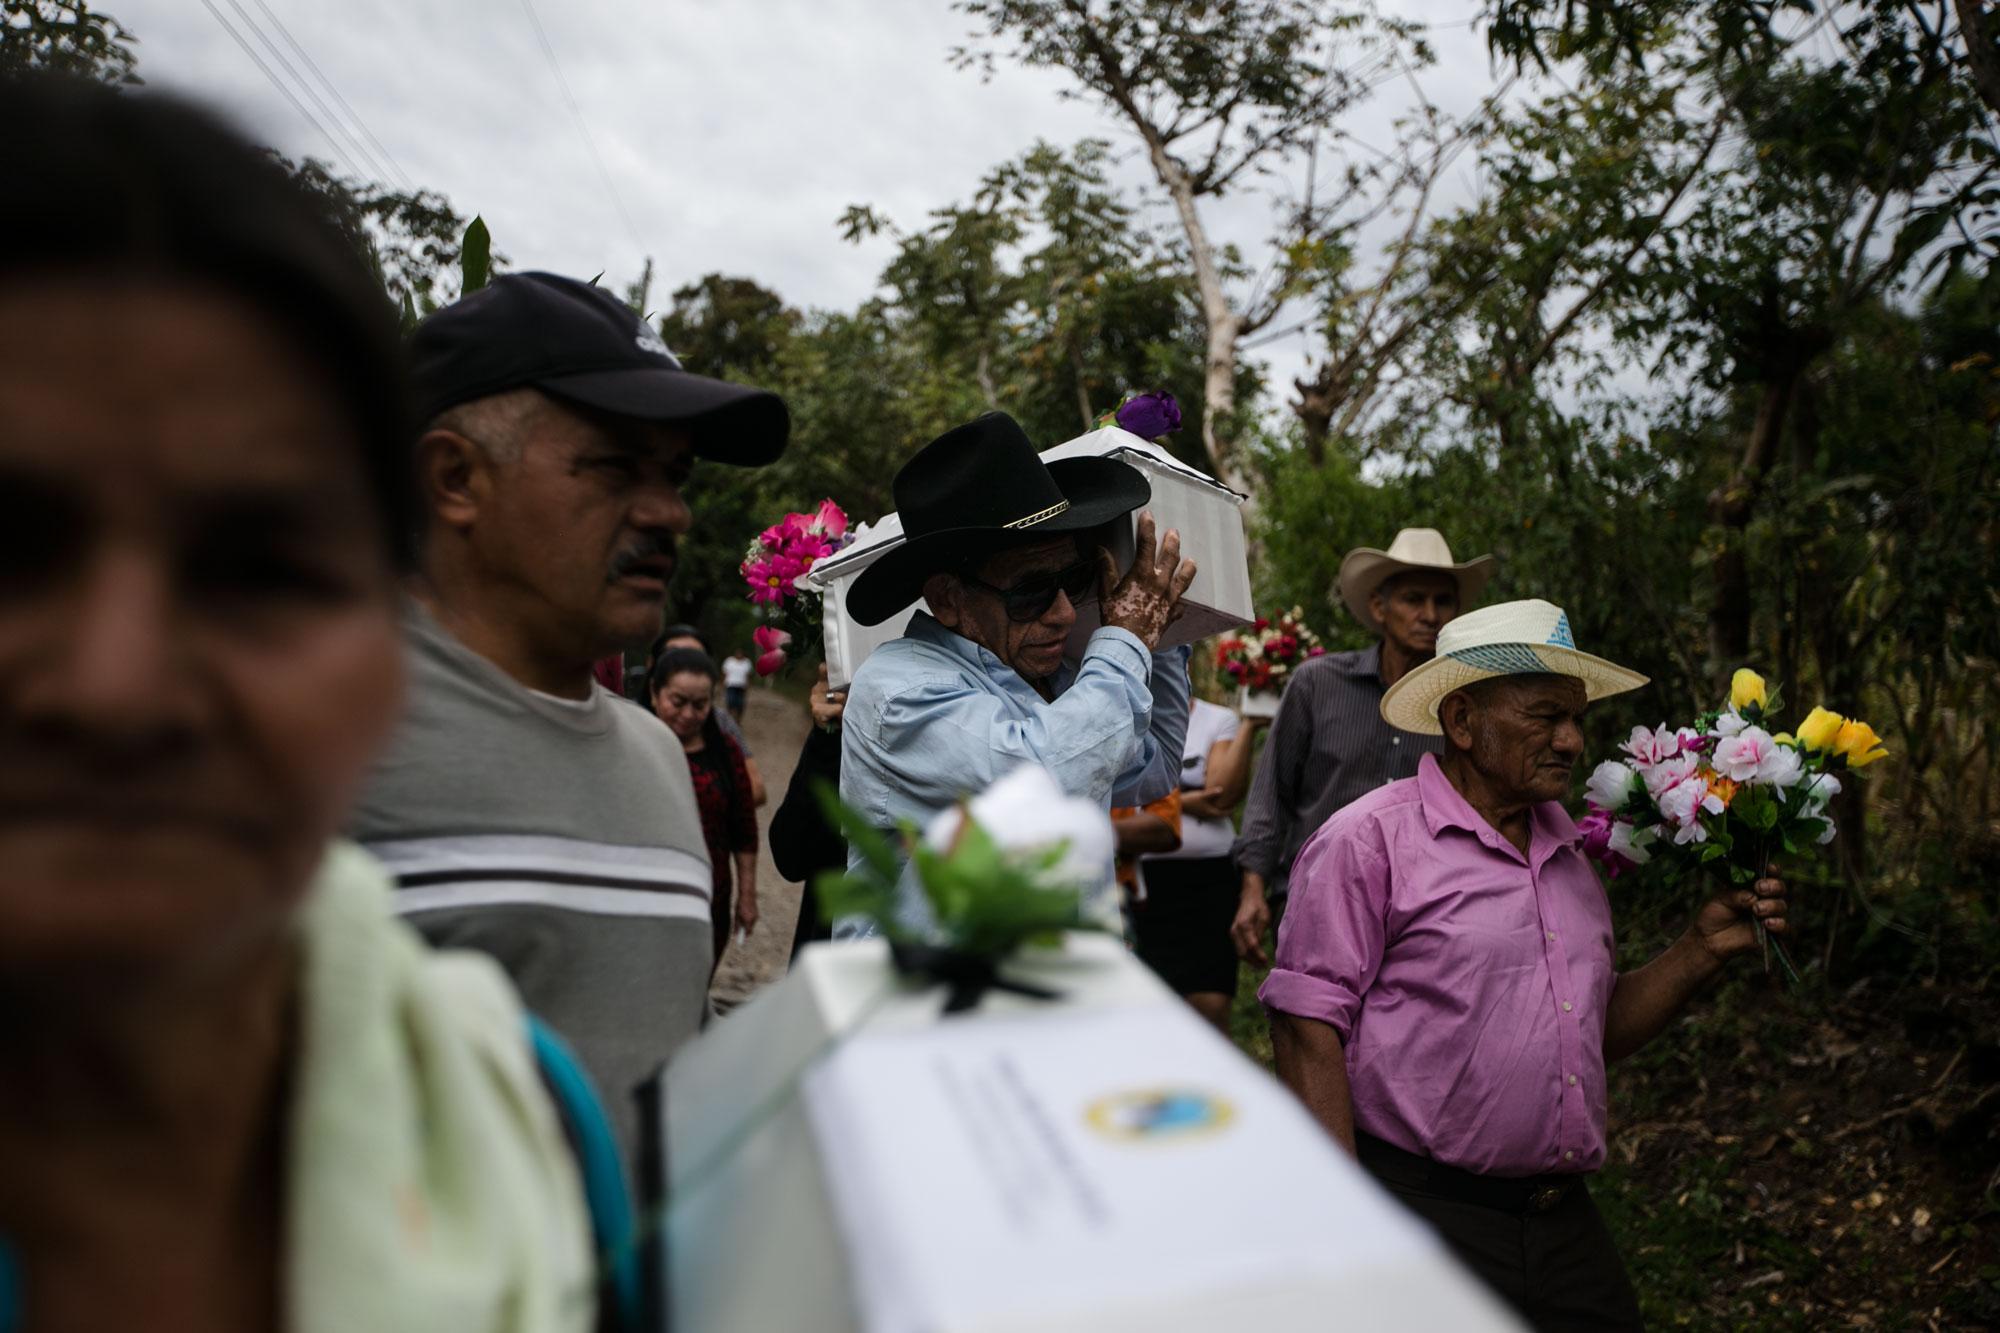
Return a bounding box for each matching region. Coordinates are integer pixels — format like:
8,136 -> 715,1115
742,553 -> 805,605
753,624 -> 792,676
1307,645 -> 1327,658
812,498 -> 849,539
1655,770 -> 1724,845
1621,723 -> 1692,766
1640,751 -> 1700,798
1577,806 -> 1642,878
1710,727 -> 1803,787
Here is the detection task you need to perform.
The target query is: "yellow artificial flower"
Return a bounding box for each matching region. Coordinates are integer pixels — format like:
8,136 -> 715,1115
1834,719 -> 1888,768
1773,732 -> 1796,746
1796,706 -> 1846,751
1730,668 -> 1768,714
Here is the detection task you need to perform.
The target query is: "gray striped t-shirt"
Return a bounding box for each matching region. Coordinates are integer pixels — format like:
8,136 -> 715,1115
348,605 -> 712,1160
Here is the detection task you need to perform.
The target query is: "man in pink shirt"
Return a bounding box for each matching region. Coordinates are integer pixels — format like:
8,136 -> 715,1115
1263,600 -> 1788,1331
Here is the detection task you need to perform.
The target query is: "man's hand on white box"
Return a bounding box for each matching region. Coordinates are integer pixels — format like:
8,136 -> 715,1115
1095,509 -> 1197,651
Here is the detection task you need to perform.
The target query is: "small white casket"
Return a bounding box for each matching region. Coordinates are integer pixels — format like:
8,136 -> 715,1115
661,936 -> 1523,1333
806,428 -> 1253,689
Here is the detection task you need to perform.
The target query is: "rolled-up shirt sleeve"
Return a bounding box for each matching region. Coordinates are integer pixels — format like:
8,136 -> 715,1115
1257,815 -> 1391,1042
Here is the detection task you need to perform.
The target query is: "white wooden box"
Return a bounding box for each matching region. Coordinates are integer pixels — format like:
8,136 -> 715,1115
660,935 -> 1523,1333
806,429 -> 1252,689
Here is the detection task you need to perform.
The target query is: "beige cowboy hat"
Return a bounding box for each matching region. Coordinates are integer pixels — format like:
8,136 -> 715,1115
1337,528 -> 1497,632
1379,598 -> 1650,735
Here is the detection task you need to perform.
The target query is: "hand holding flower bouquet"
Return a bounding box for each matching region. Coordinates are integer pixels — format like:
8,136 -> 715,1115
739,499 -> 854,676
1580,668 -> 1888,979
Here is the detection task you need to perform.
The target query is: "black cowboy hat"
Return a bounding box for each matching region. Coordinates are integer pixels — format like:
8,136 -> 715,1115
847,412 -> 1150,626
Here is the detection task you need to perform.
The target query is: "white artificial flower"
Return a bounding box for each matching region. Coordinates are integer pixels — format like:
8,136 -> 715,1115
1800,770 -> 1842,814
1608,819 -> 1654,865
1586,759 -> 1639,812
923,764 -> 1114,893
1622,723 -> 1688,766
1713,710 -> 1751,738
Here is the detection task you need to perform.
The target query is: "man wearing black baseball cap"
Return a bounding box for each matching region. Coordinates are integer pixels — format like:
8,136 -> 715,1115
349,272 -> 788,1163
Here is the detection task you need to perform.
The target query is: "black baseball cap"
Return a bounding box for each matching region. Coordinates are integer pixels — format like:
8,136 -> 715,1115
409,271 -> 788,465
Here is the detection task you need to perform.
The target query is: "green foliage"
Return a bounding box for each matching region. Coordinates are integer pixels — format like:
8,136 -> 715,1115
279,155 -> 492,317
1,0 -> 138,85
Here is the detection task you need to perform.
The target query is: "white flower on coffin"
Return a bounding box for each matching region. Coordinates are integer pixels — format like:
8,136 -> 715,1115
922,764 -> 1115,894
1585,759 -> 1639,813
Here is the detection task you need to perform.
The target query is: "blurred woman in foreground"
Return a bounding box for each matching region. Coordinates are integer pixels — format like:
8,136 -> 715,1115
0,81 -> 591,1332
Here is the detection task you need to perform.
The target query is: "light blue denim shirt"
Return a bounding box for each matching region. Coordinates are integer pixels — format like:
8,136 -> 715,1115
835,610 -> 1192,938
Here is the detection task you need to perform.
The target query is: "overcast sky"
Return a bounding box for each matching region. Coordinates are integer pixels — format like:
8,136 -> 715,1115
113,0 -> 1515,403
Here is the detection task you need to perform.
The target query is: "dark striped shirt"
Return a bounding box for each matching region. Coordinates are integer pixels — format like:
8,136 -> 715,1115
1232,643 -> 1443,889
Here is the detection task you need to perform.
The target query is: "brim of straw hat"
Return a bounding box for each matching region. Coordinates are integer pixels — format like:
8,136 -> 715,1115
1379,641 -> 1649,735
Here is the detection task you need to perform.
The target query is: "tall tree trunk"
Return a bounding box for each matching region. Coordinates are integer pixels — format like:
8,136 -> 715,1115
1706,377 -> 1796,683
1294,364 -> 1335,465
1955,0 -> 2000,119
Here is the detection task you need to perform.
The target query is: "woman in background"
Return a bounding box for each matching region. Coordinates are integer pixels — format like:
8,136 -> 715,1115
651,649 -> 759,968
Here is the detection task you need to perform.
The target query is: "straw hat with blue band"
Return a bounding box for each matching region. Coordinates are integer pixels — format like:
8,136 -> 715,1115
1378,598 -> 1650,735
846,412 -> 1151,627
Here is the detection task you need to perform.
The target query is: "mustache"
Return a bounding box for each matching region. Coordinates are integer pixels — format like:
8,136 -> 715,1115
609,535 -> 677,580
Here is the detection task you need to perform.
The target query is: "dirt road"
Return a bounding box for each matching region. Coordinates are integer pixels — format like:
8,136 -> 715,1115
710,683 -> 813,1008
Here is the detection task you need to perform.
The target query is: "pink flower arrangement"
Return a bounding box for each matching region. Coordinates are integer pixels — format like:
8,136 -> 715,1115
1579,668 -> 1887,980
739,499 -> 854,673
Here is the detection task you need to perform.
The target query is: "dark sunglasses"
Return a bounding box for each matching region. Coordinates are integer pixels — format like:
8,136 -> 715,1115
961,557 -> 1100,623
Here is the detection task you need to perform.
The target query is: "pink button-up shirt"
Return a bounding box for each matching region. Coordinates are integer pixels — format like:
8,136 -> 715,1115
1260,753 -> 1616,1177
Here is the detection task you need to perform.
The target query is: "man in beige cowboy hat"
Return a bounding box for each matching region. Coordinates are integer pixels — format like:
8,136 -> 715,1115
1262,599 -> 1788,1329
1230,529 -> 1495,963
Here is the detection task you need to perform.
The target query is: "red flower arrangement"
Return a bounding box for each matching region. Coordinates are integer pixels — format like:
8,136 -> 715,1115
1215,607 -> 1326,693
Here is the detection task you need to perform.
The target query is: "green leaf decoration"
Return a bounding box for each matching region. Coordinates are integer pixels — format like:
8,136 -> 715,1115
461,215 -> 492,294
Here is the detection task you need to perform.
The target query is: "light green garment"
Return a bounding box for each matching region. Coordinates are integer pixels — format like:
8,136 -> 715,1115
286,843 -> 595,1333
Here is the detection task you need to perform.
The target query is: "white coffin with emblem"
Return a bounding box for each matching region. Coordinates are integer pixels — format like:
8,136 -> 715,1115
660,935 -> 1523,1333
805,428 -> 1253,689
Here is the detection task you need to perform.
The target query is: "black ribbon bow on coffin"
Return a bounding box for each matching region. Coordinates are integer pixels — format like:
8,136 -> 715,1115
888,940 -> 1064,1015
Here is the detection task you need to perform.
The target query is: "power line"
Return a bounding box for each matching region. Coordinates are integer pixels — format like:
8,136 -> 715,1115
516,0 -> 647,253
196,0 -> 362,179
243,0 -> 415,191
219,0 -> 398,187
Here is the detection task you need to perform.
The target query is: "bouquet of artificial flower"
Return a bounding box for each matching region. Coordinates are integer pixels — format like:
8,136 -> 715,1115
1580,668 -> 1888,975
1214,608 -> 1326,695
739,499 -> 854,675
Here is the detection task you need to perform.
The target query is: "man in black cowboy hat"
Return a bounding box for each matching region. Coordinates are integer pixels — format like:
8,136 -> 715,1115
837,412 -> 1198,933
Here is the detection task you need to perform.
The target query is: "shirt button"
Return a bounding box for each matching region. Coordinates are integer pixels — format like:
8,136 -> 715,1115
1392,736 -> 1400,745
1546,931 -> 1557,941
1564,1150 -> 1575,1161
1567,1074 -> 1578,1086
1561,1001 -> 1573,1013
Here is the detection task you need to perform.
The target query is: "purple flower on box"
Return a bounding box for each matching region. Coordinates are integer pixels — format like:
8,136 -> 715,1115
1114,391 -> 1181,440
